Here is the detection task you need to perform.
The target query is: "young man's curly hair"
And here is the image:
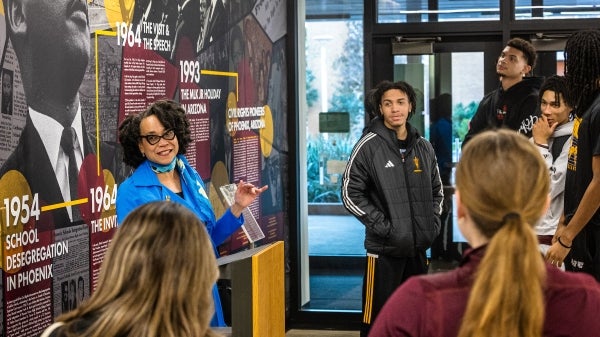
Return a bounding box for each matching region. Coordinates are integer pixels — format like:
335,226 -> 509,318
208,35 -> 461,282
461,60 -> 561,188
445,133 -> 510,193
118,99 -> 192,168
564,30 -> 600,117
506,37 -> 537,73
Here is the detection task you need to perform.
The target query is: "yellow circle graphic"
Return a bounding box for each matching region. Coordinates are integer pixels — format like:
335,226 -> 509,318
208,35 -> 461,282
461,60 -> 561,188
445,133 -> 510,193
0,170 -> 34,272
260,105 -> 274,158
100,169 -> 117,232
209,161 -> 230,218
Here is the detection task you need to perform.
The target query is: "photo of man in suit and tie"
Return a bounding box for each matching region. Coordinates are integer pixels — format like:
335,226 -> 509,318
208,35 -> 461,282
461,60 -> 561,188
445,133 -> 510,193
0,0 -> 121,228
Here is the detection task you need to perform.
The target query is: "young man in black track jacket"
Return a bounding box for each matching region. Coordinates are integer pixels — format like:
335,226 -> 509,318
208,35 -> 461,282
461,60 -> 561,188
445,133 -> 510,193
342,80 -> 443,337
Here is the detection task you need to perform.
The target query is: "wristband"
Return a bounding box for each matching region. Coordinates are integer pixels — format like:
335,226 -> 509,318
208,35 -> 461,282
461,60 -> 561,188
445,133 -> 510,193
534,141 -> 549,149
557,236 -> 572,249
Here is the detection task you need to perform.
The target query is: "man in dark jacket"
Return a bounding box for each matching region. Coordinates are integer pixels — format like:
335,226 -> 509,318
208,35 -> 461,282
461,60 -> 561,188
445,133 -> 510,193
463,37 -> 543,145
342,80 -> 443,337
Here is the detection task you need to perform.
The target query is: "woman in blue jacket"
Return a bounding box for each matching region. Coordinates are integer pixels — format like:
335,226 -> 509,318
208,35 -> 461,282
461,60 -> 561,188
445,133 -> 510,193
116,99 -> 267,327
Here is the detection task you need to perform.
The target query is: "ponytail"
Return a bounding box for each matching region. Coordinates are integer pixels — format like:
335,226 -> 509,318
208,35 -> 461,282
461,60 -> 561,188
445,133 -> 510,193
455,129 -> 550,337
458,213 -> 546,337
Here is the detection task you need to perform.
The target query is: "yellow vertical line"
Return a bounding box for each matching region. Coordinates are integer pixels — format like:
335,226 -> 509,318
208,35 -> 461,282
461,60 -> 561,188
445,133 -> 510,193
251,254 -> 259,335
368,256 -> 375,322
363,256 -> 375,324
364,256 -> 372,323
94,32 -> 101,176
363,257 -> 369,322
93,30 -> 117,176
236,74 -> 239,102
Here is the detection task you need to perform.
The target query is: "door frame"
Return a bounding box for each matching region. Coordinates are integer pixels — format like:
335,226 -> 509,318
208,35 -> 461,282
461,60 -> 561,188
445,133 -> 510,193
288,0 -> 599,330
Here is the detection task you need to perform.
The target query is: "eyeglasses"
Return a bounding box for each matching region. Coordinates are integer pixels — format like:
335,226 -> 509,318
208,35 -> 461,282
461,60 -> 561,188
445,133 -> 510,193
140,129 -> 176,145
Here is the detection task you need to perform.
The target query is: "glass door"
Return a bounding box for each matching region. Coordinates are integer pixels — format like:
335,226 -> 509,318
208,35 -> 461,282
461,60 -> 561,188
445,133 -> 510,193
303,18 -> 365,312
300,46 -> 490,313
392,50 -> 485,264
292,0 -> 593,329
299,38 -> 566,315
391,44 -> 567,265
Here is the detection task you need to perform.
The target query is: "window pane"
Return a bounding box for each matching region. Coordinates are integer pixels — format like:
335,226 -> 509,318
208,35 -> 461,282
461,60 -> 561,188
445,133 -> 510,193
378,0 -> 500,23
304,2 -> 365,313
305,20 -> 364,204
515,0 -> 600,20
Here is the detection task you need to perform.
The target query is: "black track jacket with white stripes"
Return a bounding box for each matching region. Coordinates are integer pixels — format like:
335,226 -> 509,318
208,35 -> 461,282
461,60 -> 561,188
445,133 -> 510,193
342,118 -> 443,257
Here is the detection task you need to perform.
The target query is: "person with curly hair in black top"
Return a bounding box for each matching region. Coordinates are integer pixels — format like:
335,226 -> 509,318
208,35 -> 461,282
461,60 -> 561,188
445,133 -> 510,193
545,30 -> 600,281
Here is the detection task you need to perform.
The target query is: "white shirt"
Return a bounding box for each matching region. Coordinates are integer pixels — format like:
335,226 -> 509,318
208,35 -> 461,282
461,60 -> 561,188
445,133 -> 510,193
29,105 -> 84,218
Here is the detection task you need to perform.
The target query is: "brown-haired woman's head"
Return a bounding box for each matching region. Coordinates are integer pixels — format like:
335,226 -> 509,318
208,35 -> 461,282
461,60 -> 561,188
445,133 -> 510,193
456,129 -> 550,337
119,99 -> 192,168
57,201 -> 220,337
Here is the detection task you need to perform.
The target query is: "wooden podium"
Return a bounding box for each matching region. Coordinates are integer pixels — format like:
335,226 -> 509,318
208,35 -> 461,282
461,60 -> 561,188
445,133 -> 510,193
217,241 -> 285,337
